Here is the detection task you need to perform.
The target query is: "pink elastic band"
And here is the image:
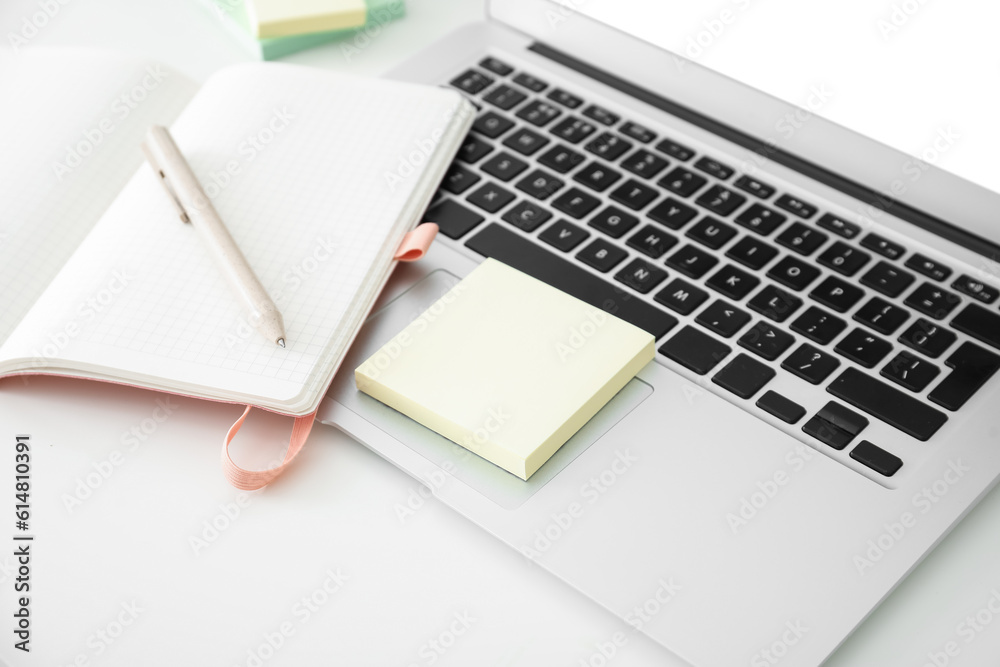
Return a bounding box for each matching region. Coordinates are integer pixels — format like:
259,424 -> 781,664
393,223 -> 438,261
221,406 -> 316,490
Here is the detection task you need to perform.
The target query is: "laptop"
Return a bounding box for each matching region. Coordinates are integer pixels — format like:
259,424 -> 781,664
318,2 -> 1000,665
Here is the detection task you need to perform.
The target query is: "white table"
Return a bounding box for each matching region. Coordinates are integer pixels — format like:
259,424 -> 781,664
2,1 -> 999,665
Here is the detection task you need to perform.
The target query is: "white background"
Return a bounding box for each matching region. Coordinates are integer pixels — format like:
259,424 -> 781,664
1,1 -> 1000,666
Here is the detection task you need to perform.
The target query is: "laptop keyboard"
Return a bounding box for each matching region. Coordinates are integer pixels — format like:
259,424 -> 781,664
425,56 -> 1000,483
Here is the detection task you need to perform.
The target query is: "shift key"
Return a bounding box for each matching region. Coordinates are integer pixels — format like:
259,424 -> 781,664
827,368 -> 947,441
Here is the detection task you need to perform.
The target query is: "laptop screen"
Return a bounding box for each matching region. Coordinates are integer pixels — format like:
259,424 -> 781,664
574,1 -> 999,194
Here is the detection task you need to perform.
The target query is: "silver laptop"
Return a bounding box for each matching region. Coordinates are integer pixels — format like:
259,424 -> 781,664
318,2 -> 1000,664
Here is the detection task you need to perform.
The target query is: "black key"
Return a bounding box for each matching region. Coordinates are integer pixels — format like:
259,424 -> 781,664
582,104 -> 619,126
951,275 -> 999,304
425,199 -> 484,240
851,441 -> 903,477
502,127 -> 549,155
726,237 -> 779,271
483,84 -> 527,110
713,353 -> 775,399
539,219 -> 589,252
791,306 -> 846,345
756,391 -> 806,424
450,69 -> 493,94
472,111 -> 515,138
860,233 -> 905,260
881,351 -> 940,392
658,167 -> 707,198
816,213 -> 861,239
627,225 -> 678,258
610,179 -> 659,211
515,100 -> 562,127
733,175 -> 776,199
512,72 -> 547,92
828,368 -> 948,440
854,297 -> 909,335
573,162 -> 622,192
951,303 -> 1000,351
706,264 -> 760,300
782,344 -> 840,384
693,156 -> 734,180
686,217 -> 737,250
465,224 -> 677,338
767,256 -> 821,291
576,238 -> 627,272
774,194 -> 817,218
585,132 -> 633,161
802,402 -> 869,450
695,185 -> 746,217
479,57 -> 513,76
538,144 -> 585,174
515,169 -> 564,200
647,198 -> 698,230
817,241 -> 871,276
904,283 -> 961,320
666,244 -> 719,279
619,121 -> 656,143
809,276 -> 864,313
860,261 -> 915,298
747,285 -> 802,323
547,88 -> 583,108
441,164 -> 481,194
551,116 -> 597,144
654,138 -> 694,161
696,300 -> 751,338
928,342 -> 1000,411
735,204 -> 787,236
776,222 -> 828,256
659,326 -> 731,374
834,329 -> 892,368
589,206 -> 639,239
466,182 -> 515,213
739,321 -> 795,361
552,187 -> 601,219
501,200 -> 551,232
905,254 -> 952,282
615,258 -> 668,294
481,152 -> 528,182
621,149 -> 669,178
655,278 -> 709,315
458,134 -> 493,163
898,319 -> 957,359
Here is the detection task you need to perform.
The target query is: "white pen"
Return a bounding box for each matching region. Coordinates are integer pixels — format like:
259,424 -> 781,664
142,125 -> 287,348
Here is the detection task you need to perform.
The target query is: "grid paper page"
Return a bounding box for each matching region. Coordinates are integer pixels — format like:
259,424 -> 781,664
1,63 -> 468,413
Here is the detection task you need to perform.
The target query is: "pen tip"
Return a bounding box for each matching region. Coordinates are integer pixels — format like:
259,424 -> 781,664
277,338 -> 285,348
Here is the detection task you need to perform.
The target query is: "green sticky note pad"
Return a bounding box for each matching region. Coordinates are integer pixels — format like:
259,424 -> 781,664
355,259 -> 654,480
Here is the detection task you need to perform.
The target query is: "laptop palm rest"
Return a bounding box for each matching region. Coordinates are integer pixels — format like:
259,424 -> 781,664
325,268 -> 653,510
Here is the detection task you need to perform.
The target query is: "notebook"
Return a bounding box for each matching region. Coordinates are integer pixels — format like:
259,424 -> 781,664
0,49 -> 473,418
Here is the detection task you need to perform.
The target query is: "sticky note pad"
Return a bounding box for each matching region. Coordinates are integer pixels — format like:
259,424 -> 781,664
247,0 -> 367,38
355,259 -> 654,480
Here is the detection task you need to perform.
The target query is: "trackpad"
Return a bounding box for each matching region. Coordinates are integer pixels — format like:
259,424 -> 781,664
326,269 -> 653,510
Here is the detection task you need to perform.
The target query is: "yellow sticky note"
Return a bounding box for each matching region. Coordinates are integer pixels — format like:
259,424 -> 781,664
246,0 -> 367,38
355,259 -> 654,480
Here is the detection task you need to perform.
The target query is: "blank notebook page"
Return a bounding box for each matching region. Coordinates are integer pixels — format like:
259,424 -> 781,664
1,63 -> 467,412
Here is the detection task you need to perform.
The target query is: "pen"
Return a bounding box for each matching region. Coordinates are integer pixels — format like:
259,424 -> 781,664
142,125 -> 287,348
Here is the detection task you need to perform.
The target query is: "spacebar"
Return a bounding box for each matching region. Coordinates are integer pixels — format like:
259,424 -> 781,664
827,368 -> 948,441
465,223 -> 676,338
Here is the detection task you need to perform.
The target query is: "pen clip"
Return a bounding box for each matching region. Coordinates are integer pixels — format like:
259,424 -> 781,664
141,138 -> 191,224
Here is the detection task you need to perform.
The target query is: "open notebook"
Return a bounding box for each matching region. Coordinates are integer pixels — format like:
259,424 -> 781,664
0,50 -> 473,417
